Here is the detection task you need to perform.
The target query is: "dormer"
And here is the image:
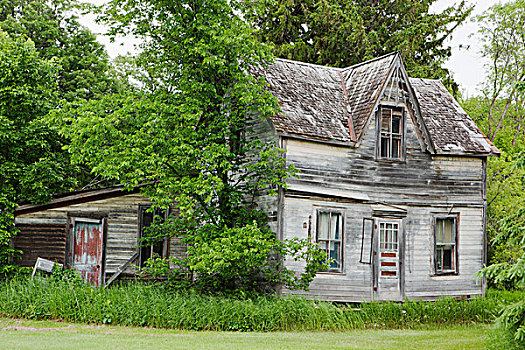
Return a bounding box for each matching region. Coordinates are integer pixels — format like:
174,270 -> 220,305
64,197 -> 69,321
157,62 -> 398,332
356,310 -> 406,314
375,63 -> 409,161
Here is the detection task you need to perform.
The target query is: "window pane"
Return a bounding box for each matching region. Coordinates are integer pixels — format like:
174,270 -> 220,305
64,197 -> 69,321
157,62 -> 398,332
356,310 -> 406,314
379,223 -> 385,249
443,219 -> 454,244
330,213 -> 341,240
318,213 -> 330,240
318,241 -> 327,250
153,241 -> 164,257
329,242 -> 340,269
392,138 -> 400,158
392,116 -> 401,134
142,210 -> 153,228
436,248 -> 443,270
381,115 -> 391,132
436,219 -> 444,243
442,246 -> 453,270
379,222 -> 399,250
381,137 -> 389,157
392,224 -> 398,249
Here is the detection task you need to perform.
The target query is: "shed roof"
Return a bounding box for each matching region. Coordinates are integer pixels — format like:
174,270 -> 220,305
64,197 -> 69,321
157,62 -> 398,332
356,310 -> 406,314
14,185 -> 141,216
257,53 -> 499,156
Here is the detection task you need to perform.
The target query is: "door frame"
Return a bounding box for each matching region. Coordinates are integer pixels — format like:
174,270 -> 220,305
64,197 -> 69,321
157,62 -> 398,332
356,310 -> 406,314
371,217 -> 405,301
66,212 -> 108,286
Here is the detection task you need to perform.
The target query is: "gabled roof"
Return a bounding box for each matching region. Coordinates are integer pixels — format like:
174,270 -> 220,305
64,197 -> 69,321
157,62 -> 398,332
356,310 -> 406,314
342,53 -> 397,140
256,53 -> 499,156
409,78 -> 499,156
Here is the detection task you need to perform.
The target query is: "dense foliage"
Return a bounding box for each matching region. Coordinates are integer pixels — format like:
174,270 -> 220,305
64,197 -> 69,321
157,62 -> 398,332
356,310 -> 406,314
0,0 -> 124,278
244,0 -> 472,95
0,0 -> 122,101
0,32 -> 78,277
1,277 -> 519,331
461,0 -> 525,346
49,0 -> 328,293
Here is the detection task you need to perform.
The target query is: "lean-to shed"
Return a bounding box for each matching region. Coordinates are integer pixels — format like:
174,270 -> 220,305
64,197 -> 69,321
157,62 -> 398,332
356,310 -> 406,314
14,186 -> 185,286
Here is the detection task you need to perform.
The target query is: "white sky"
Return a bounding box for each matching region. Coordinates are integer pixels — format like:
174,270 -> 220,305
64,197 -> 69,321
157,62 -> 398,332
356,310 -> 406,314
77,0 -> 513,97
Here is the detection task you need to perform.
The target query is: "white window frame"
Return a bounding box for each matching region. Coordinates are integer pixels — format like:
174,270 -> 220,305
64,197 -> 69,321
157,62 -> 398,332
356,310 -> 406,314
316,209 -> 344,272
433,216 -> 458,275
377,105 -> 405,160
378,221 -> 399,251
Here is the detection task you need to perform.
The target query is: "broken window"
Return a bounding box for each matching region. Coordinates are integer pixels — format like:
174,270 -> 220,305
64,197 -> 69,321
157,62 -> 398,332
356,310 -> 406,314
434,217 -> 457,274
138,206 -> 169,267
378,106 -> 404,159
317,211 -> 343,271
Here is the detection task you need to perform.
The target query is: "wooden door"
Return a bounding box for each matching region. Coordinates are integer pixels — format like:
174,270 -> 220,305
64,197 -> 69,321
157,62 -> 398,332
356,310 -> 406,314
72,218 -> 104,286
373,219 -> 403,301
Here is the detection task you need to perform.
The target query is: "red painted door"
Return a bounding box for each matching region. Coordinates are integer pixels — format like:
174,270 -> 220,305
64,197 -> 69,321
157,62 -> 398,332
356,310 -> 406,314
72,218 -> 104,286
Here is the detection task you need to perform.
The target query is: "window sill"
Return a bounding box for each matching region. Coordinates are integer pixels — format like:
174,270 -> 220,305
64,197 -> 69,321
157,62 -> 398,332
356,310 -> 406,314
375,158 -> 406,164
432,271 -> 459,277
317,270 -> 345,276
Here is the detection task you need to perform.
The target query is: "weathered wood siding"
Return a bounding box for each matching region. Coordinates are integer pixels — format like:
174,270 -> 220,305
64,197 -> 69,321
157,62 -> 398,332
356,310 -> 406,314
248,116 -> 281,233
280,102 -> 485,301
281,196 -> 374,301
14,193 -> 185,276
13,223 -> 67,267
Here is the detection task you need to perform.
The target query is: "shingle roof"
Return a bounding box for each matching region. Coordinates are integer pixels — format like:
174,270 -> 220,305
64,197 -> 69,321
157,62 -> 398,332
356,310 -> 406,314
256,54 -> 499,156
409,78 -> 499,156
257,59 -> 353,143
342,54 -> 397,140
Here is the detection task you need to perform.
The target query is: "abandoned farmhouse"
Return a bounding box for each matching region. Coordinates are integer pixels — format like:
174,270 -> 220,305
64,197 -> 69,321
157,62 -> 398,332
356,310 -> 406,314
13,52 -> 499,301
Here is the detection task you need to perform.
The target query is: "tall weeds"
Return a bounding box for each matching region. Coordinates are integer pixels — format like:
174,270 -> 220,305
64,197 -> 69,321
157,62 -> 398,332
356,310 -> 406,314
0,278 -> 519,331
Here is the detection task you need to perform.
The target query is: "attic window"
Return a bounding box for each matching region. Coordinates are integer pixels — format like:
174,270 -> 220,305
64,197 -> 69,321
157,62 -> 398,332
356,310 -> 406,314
378,106 -> 404,160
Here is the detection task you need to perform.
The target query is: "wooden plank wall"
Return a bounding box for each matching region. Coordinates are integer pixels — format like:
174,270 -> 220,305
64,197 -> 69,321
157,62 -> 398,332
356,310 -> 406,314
281,196 -> 374,302
14,193 -> 186,276
13,223 -> 67,267
278,101 -> 485,301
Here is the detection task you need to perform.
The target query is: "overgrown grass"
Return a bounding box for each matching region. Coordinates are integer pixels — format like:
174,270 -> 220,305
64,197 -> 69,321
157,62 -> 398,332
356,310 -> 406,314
0,278 -> 521,332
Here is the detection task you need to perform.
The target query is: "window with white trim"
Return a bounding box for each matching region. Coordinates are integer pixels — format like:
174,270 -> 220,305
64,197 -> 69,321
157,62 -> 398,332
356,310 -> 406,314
434,217 -> 458,274
378,106 -> 404,159
316,211 -> 343,271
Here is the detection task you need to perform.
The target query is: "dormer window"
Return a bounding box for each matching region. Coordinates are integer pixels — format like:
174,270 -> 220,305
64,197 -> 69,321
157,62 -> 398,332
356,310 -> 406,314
378,106 -> 405,160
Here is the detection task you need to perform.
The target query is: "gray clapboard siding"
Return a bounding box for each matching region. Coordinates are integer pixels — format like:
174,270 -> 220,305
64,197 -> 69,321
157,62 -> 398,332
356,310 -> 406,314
271,97 -> 486,302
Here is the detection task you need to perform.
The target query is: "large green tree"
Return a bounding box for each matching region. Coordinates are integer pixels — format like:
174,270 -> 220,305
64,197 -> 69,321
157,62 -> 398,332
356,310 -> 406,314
52,0 -> 326,293
0,0 -> 121,101
244,0 -> 472,95
473,0 -> 525,144
0,31 -> 81,277
464,1 -> 525,346
0,0 -> 129,277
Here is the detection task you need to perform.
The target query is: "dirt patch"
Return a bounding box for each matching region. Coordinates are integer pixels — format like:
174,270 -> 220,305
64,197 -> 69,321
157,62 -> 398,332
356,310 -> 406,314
1,324 -> 76,332
1,320 -> 107,333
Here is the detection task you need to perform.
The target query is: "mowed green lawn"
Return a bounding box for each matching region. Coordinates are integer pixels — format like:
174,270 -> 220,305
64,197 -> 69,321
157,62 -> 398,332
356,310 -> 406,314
0,318 -> 489,350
